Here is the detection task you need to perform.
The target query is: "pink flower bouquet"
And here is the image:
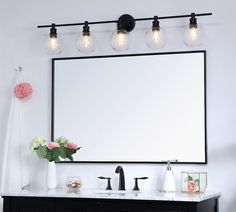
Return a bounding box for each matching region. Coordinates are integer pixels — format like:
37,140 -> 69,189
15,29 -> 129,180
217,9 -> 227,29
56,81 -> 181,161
30,136 -> 81,162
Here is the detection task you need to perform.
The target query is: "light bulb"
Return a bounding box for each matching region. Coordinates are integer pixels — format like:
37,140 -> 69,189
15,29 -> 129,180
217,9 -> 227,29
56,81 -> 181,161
76,33 -> 95,52
184,25 -> 202,46
45,24 -> 63,55
46,37 -> 63,55
145,27 -> 166,49
111,29 -> 129,51
145,16 -> 166,49
184,13 -> 202,47
76,21 -> 95,52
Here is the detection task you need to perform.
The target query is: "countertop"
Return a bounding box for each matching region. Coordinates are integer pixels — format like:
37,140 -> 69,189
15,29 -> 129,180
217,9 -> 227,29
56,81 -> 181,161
1,189 -> 221,202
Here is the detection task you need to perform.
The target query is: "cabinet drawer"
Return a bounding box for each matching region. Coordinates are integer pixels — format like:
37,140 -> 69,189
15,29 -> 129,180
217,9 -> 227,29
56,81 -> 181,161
142,202 -> 188,212
97,200 -> 140,212
9,197 -> 54,212
56,198 -> 97,212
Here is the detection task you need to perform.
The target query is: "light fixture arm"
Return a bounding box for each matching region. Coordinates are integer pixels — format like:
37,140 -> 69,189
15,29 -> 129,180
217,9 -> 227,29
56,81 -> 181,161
37,12 -> 212,29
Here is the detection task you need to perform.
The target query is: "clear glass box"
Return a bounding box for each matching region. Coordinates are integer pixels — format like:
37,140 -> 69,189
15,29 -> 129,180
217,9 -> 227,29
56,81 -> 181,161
66,176 -> 81,193
181,172 -> 207,193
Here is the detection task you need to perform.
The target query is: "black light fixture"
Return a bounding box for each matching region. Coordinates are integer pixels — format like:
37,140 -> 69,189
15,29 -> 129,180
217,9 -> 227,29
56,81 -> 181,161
45,24 -> 63,55
76,21 -> 95,52
184,13 -> 202,46
38,12 -> 212,54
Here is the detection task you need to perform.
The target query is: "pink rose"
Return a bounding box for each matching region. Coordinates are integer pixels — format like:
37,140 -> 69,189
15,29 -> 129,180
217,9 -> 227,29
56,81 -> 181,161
188,181 -> 199,192
14,82 -> 33,100
47,142 -> 60,150
66,143 -> 78,150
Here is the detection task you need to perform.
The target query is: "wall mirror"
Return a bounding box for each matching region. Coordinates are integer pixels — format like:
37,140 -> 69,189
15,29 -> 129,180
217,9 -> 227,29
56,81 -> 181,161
52,51 -> 206,164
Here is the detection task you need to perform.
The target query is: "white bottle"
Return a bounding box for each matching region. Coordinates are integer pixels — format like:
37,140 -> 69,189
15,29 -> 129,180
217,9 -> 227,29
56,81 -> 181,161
162,160 -> 176,192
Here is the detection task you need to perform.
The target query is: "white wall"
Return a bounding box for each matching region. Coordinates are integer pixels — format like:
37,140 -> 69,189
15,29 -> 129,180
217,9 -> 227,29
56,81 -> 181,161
0,0 -> 236,211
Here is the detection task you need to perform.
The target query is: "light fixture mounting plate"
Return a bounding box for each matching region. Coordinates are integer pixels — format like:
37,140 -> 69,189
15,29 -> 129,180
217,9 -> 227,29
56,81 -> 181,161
118,14 -> 135,32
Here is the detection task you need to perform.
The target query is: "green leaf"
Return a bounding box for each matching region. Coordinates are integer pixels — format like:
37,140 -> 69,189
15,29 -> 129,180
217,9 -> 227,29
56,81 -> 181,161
36,145 -> 47,159
50,148 -> 60,162
55,137 -> 69,145
54,157 -> 60,162
59,146 -> 67,159
67,155 -> 73,161
58,146 -> 79,161
194,179 -> 200,185
188,176 -> 193,181
46,150 -> 53,162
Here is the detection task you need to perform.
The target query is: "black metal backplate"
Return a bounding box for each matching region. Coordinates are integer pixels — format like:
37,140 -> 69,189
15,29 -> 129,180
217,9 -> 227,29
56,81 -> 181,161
118,14 -> 136,32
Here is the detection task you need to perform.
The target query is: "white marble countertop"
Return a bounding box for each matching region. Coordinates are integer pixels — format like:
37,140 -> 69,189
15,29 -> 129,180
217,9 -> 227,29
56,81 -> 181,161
1,189 -> 220,202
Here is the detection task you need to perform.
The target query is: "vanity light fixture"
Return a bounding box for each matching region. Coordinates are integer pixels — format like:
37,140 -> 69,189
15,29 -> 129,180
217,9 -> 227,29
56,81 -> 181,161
38,12 -> 212,54
184,13 -> 203,46
45,24 -> 63,55
145,16 -> 167,49
76,21 -> 95,52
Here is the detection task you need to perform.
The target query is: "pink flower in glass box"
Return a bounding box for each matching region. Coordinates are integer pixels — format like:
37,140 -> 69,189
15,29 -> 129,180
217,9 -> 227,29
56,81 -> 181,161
188,181 -> 200,192
181,172 -> 207,193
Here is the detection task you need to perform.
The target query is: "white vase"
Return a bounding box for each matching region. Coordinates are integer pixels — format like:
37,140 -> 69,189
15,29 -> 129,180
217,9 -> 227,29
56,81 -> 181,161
162,170 -> 176,192
46,161 -> 57,189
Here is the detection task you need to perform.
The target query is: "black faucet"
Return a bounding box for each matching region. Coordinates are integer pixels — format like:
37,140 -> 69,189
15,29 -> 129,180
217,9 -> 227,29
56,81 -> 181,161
115,166 -> 125,190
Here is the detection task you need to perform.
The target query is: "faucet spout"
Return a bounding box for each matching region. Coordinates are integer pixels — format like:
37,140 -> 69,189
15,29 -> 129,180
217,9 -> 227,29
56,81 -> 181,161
115,166 -> 125,190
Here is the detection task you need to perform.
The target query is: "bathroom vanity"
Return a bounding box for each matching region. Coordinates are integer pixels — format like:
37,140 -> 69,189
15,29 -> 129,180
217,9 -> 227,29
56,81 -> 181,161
2,190 -> 220,212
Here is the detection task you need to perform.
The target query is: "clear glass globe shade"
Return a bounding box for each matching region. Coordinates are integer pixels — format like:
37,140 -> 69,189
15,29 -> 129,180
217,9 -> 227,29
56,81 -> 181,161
111,30 -> 130,51
145,27 -> 167,49
184,26 -> 202,46
45,36 -> 63,55
76,33 -> 95,53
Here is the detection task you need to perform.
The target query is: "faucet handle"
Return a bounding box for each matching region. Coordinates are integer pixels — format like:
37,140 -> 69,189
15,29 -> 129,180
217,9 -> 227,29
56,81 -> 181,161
136,177 -> 148,180
98,176 -> 112,190
133,177 -> 149,191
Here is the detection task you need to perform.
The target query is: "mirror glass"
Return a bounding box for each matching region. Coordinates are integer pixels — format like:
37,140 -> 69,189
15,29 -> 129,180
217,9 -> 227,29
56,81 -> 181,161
52,51 -> 206,163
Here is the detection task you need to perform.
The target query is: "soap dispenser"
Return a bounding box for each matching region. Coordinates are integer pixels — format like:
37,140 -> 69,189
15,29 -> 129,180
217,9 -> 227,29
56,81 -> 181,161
162,160 -> 176,192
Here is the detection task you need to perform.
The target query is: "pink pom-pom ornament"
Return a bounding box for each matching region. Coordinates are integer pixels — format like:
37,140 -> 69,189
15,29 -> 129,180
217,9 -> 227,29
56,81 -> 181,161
14,82 -> 33,100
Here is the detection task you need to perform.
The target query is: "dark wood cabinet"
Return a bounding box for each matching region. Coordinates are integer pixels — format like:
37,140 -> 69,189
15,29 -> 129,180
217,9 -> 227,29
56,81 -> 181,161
55,198 -> 97,212
3,197 -> 54,212
141,201 -> 188,212
2,196 -> 219,212
96,199 -> 140,212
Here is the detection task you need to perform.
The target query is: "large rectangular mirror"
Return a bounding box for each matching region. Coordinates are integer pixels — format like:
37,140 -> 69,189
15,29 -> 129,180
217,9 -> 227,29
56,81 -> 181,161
52,51 -> 206,164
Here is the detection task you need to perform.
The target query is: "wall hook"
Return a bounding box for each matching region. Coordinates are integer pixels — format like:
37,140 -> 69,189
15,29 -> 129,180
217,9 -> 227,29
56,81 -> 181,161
15,67 -> 23,72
